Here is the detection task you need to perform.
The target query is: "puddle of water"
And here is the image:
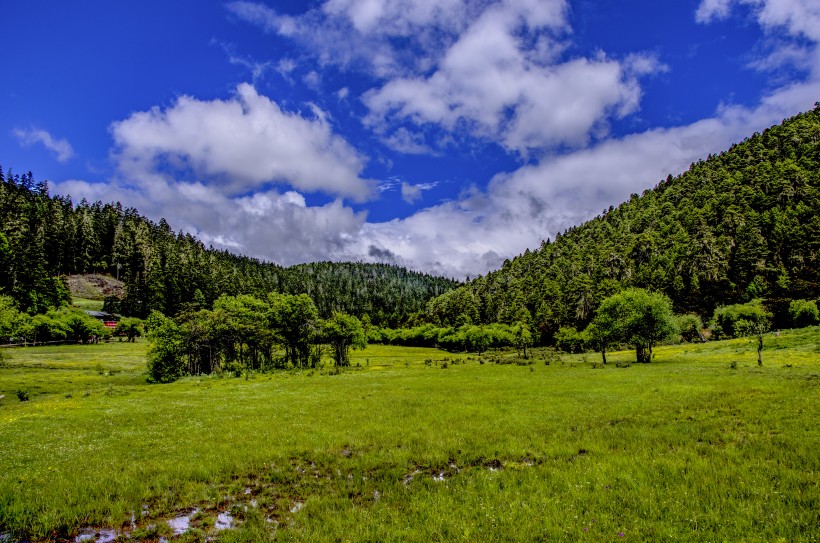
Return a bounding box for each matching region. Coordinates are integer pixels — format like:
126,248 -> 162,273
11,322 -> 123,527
433,472 -> 446,482
95,530 -> 117,543
74,529 -> 117,543
167,510 -> 197,535
290,502 -> 304,513
215,512 -> 234,531
403,469 -> 421,485
74,530 -> 97,543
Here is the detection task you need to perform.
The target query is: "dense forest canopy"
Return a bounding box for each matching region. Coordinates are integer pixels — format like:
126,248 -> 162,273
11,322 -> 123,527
422,105 -> 820,340
0,169 -> 459,326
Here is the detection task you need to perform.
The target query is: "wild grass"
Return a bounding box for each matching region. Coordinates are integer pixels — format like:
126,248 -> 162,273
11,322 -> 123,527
70,298 -> 105,311
0,329 -> 818,542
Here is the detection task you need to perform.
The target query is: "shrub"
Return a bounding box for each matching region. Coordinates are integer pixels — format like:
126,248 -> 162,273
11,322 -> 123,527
711,299 -> 772,339
789,299 -> 819,328
554,326 -> 586,353
676,314 -> 703,343
145,311 -> 185,383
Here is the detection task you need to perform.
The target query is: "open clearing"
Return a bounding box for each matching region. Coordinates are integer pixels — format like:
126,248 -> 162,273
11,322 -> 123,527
1,330 -> 818,542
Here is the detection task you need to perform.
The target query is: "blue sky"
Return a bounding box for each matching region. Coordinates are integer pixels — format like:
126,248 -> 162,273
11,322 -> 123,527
2,0 -> 819,278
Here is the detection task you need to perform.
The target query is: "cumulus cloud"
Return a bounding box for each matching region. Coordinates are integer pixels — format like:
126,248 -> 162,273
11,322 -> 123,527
110,83 -> 374,200
231,0 -> 662,154
54,77 -> 819,279
362,1 -> 666,154
13,127 -> 75,162
227,0 -> 481,76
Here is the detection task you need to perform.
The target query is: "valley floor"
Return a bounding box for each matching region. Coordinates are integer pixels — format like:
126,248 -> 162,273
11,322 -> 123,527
0,331 -> 818,542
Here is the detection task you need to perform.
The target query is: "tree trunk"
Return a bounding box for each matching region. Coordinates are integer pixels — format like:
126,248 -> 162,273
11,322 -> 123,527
757,334 -> 763,366
636,344 -> 651,363
601,346 -> 607,365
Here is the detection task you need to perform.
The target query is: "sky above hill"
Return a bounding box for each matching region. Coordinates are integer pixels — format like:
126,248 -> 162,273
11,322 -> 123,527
2,0 -> 819,279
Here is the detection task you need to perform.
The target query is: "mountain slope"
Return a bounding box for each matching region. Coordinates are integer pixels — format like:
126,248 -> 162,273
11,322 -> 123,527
0,170 -> 459,324
427,105 -> 820,337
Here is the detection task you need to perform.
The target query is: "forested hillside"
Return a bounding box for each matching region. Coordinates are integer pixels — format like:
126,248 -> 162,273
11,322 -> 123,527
0,170 -> 458,325
426,105 -> 820,338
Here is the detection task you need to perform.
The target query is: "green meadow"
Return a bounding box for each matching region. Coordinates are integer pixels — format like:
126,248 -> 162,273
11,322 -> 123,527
0,331 -> 818,542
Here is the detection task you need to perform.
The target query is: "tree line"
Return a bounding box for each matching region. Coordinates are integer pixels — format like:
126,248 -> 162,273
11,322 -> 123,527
144,293 -> 366,382
0,168 -> 459,325
0,295 -> 141,345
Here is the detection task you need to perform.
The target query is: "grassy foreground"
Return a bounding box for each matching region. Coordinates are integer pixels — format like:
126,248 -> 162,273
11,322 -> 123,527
0,330 -> 818,542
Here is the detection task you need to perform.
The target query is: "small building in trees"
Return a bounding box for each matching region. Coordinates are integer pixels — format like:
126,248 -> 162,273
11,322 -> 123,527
84,310 -> 119,329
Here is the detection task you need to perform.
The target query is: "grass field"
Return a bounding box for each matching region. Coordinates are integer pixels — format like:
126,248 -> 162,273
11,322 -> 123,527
0,330 -> 818,542
70,298 -> 105,311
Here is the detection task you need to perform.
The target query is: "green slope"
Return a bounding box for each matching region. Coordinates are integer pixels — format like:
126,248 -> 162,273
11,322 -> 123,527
429,105 -> 820,338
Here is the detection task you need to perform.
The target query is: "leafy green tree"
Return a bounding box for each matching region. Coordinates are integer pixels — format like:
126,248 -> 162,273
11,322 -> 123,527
711,299 -> 772,339
322,312 -> 366,367
676,314 -> 704,343
584,321 -> 616,364
554,326 -> 586,354
0,296 -> 26,342
464,326 -> 491,356
512,321 -> 532,358
26,313 -> 69,344
591,288 -> 678,363
145,311 -> 185,383
114,317 -> 144,342
46,308 -> 109,344
789,299 -> 819,328
267,293 -> 319,368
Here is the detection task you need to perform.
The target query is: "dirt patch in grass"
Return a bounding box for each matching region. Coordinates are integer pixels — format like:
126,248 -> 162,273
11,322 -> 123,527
66,274 -> 125,301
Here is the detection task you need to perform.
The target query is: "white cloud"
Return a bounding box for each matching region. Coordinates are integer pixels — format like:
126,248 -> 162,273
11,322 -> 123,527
353,78 -> 820,278
382,127 -> 434,155
696,0 -> 820,73
54,77 -> 819,279
53,174 -> 368,266
13,128 -> 75,163
400,181 -> 437,204
227,1 -> 566,79
47,0 -> 820,281
303,70 -> 321,89
232,0 -> 661,155
363,19 -> 658,154
110,83 -> 374,200
695,0 -> 735,22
